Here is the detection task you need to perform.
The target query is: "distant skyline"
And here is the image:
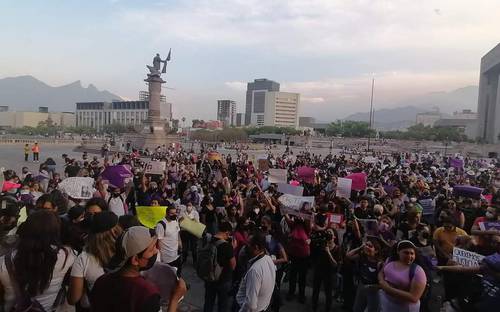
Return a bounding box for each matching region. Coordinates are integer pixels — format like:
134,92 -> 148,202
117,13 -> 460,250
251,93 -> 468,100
1,0 -> 499,121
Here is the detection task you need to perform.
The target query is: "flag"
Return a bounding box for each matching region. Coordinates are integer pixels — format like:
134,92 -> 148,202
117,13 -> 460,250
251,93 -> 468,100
166,48 -> 171,61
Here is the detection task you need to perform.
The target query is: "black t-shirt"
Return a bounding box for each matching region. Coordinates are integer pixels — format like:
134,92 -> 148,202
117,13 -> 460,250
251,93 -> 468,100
213,237 -> 234,282
357,254 -> 380,285
65,164 -> 80,177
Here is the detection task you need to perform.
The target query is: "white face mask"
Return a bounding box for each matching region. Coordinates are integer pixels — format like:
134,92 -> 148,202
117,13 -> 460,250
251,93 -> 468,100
254,208 -> 260,215
486,211 -> 495,219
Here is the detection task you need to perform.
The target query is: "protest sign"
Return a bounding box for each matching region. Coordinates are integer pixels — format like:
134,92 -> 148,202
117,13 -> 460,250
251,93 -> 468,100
100,165 -> 133,188
336,178 -> 352,198
453,185 -> 483,199
356,218 -> 379,237
478,221 -> 500,231
329,213 -> 344,224
278,194 -> 314,219
345,172 -> 367,191
136,206 -> 168,229
452,247 -> 484,267
180,218 -> 206,238
144,161 -> 166,175
207,151 -> 221,161
58,177 -> 95,199
297,166 -> 315,184
277,183 -> 304,196
268,169 -> 287,183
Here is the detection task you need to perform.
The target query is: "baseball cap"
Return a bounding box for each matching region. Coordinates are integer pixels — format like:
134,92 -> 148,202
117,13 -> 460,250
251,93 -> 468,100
121,226 -> 156,259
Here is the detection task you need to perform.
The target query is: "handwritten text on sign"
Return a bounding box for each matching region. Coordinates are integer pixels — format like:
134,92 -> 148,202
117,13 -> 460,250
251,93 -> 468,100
452,247 -> 484,267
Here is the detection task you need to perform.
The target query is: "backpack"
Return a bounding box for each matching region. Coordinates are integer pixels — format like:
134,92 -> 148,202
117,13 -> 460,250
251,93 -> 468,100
196,238 -> 226,282
5,252 -> 46,312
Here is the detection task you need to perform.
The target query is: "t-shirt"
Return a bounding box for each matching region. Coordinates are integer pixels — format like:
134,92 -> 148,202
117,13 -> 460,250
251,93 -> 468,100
381,261 -> 426,309
433,226 -> 468,255
70,251 -> 105,308
0,248 -> 75,312
155,218 -> 180,263
213,237 -> 234,283
90,273 -> 161,312
105,193 -> 126,217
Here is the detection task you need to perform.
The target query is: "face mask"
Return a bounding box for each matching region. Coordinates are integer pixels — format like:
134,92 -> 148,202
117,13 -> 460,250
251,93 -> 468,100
486,211 -> 495,219
378,222 -> 389,232
254,208 -> 260,214
112,193 -> 121,198
139,253 -> 157,271
169,215 -> 177,221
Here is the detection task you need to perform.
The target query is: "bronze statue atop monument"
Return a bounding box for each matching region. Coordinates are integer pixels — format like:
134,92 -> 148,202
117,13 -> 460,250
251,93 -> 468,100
133,50 -> 177,149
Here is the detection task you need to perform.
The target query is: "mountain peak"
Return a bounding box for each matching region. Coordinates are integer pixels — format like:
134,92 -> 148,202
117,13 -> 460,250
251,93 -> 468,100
0,76 -> 122,111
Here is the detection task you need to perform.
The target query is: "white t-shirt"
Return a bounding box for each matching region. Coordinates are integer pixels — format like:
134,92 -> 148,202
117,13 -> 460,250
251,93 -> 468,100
105,193 -> 126,217
0,247 -> 75,312
155,218 -> 180,263
70,251 -> 105,308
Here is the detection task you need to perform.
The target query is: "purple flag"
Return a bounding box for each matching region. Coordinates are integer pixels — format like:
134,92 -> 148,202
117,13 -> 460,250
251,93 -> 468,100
100,165 -> 133,188
449,157 -> 464,169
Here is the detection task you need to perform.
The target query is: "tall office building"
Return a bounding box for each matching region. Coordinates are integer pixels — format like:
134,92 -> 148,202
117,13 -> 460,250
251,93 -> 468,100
217,100 -> 236,127
477,43 -> 500,143
245,79 -> 280,125
236,113 -> 245,127
263,92 -> 300,128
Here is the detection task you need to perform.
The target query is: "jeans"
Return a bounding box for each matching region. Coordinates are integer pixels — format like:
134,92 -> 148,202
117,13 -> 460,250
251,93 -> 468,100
353,282 -> 380,312
24,153 -> 29,162
288,256 -> 308,298
312,266 -> 334,311
204,280 -> 232,312
33,152 -> 39,161
180,230 -> 198,264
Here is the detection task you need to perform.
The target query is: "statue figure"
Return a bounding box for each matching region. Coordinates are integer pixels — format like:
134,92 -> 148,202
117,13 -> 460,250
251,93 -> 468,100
147,49 -> 171,76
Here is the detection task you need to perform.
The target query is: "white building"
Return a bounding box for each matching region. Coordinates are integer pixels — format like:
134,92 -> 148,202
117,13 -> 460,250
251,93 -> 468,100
0,110 -> 75,129
262,92 -> 300,128
75,101 -> 148,131
416,111 -> 442,127
217,100 -> 236,127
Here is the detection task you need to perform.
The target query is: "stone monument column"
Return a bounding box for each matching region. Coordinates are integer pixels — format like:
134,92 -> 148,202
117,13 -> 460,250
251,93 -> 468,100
144,74 -> 165,134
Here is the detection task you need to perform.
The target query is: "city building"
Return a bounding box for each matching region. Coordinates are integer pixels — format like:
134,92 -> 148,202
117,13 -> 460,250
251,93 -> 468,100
0,107 -> 75,129
217,100 -> 236,127
139,91 -> 172,121
236,113 -> 245,127
452,109 -> 477,120
263,92 -> 300,128
416,110 -> 442,127
75,101 -> 148,131
245,79 -> 280,125
299,117 -> 316,128
477,43 -> 500,143
434,118 -> 478,140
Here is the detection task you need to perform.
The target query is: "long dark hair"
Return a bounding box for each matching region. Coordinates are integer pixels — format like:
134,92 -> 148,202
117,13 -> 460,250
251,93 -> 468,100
14,211 -> 66,296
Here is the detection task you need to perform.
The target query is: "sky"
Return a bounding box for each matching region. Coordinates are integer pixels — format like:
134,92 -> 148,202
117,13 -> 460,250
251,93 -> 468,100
1,0 -> 500,121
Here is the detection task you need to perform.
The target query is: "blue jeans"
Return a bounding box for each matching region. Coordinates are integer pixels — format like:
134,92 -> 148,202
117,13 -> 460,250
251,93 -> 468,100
353,282 -> 380,312
204,280 -> 232,312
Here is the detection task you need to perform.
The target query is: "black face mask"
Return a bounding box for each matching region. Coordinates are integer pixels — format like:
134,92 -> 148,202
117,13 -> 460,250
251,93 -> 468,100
169,215 -> 177,221
112,193 -> 121,198
139,253 -> 157,271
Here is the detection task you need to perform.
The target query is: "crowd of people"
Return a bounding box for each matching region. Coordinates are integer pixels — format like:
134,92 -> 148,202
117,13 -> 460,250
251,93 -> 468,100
0,142 -> 499,312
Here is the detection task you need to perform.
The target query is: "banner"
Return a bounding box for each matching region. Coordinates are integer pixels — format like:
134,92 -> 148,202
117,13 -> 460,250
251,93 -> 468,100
452,247 -> 484,267
450,157 -> 464,169
136,206 -> 167,229
144,161 -> 166,175
277,183 -> 304,196
297,166 -> 315,184
336,178 -> 352,198
268,169 -> 287,183
180,218 -> 206,238
453,185 -> 483,199
329,213 -> 344,224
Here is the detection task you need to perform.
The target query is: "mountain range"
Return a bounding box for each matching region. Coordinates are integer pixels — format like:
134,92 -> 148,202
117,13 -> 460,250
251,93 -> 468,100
344,86 -> 479,130
0,75 -> 122,112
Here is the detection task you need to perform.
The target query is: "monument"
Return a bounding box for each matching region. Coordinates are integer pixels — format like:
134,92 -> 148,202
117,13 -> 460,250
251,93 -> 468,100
135,50 -> 176,149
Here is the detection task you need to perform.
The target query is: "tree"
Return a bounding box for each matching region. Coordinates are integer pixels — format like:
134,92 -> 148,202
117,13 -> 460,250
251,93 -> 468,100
326,120 -> 375,138
380,125 -> 468,142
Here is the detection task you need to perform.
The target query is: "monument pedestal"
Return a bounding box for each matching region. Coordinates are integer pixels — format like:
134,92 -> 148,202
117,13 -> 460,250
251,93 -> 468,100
133,73 -> 178,149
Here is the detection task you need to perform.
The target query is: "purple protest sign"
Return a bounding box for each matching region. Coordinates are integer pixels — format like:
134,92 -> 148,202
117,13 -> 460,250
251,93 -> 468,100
100,165 -> 133,188
452,185 -> 483,199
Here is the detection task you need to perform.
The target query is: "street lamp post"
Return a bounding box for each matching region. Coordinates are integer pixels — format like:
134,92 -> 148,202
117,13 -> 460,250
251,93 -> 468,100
367,78 -> 375,152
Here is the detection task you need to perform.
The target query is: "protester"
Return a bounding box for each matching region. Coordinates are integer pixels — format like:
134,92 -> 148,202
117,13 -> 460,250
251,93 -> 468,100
90,226 -> 161,311
0,211 -> 75,311
156,206 -> 183,276
235,232 -> 276,312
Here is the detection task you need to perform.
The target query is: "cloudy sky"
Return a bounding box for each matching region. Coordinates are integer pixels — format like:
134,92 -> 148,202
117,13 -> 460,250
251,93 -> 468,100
1,0 -> 499,121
